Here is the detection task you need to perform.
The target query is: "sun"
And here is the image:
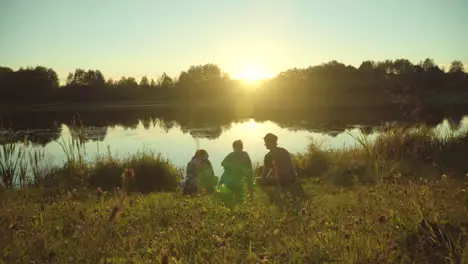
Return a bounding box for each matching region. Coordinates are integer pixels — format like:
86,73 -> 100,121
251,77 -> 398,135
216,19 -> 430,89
235,65 -> 273,83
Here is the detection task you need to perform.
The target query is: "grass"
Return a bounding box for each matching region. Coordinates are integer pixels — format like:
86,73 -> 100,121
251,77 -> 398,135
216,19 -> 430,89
2,178 -> 468,263
1,124 -> 468,263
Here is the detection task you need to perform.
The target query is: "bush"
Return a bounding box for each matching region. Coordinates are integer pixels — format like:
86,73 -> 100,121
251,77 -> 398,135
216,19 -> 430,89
372,126 -> 435,161
296,141 -> 330,178
89,156 -> 122,190
88,150 -> 183,193
372,126 -> 468,178
126,151 -> 183,193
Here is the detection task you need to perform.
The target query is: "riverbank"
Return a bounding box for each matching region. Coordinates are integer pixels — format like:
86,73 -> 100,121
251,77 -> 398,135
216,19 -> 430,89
2,125 -> 468,262
2,90 -> 468,114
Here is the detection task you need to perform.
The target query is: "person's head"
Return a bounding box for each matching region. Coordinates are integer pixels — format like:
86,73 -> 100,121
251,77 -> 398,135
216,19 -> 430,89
194,149 -> 209,159
232,140 -> 243,151
263,133 -> 278,150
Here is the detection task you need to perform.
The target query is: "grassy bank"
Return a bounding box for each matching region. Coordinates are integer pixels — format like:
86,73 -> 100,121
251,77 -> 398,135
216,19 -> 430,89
1,125 -> 468,263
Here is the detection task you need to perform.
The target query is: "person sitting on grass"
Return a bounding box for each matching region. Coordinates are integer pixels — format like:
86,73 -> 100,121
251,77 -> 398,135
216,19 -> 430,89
182,149 -> 217,195
258,133 -> 297,186
218,140 -> 254,203
257,133 -> 308,215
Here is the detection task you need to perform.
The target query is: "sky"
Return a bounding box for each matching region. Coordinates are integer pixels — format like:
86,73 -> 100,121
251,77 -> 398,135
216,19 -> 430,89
1,0 -> 467,83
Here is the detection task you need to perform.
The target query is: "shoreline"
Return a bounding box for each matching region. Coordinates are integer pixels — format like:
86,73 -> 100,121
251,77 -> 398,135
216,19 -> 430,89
2,93 -> 468,114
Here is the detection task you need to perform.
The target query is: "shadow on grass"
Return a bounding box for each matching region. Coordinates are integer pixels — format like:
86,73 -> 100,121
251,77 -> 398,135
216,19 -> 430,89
257,179 -> 309,215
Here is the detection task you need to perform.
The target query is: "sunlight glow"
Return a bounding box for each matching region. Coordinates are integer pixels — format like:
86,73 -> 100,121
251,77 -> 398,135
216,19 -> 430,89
234,65 -> 273,83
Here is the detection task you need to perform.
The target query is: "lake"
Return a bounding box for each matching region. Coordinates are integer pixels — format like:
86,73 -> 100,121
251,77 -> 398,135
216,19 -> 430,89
1,110 -> 468,177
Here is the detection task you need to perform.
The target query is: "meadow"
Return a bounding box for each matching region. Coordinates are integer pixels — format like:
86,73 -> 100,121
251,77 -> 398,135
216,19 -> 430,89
1,124 -> 468,263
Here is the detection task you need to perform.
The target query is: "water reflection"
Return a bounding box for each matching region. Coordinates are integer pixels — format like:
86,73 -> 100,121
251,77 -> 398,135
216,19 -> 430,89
1,107 -> 467,146
1,111 -> 467,177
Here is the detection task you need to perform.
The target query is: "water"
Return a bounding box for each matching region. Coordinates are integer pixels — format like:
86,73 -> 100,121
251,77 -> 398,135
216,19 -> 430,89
2,114 -> 468,177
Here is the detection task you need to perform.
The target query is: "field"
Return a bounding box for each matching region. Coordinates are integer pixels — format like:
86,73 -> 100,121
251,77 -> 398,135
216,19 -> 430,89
1,125 -> 468,263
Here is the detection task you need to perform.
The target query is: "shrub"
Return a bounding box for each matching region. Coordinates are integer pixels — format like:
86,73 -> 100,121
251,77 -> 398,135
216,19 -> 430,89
297,141 -> 330,178
125,150 -> 183,193
88,150 -> 183,193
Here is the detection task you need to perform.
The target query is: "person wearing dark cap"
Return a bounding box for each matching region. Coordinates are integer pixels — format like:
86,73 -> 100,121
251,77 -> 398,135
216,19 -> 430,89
219,140 -> 254,202
260,133 -> 297,185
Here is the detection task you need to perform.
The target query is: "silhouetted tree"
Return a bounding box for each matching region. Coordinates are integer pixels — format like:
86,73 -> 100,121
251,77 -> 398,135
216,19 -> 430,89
140,76 -> 149,88
0,58 -> 466,116
158,73 -> 173,89
150,78 -> 156,88
449,61 -> 465,73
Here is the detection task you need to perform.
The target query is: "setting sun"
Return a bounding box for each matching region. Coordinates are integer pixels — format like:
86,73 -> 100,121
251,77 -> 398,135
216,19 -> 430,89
235,65 -> 273,82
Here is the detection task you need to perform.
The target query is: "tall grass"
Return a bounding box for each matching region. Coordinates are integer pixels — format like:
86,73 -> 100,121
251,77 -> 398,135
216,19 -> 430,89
89,149 -> 183,193
292,124 -> 468,186
0,142 -> 27,188
1,122 -> 468,193
1,118 -> 183,194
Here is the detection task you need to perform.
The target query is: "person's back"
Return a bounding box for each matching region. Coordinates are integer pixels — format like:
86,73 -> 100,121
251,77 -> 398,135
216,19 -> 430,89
265,146 -> 296,184
261,133 -> 297,185
222,151 -> 252,182
183,149 -> 217,195
219,140 -> 254,201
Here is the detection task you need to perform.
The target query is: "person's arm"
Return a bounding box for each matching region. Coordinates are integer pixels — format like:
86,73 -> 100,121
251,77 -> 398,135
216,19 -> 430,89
208,161 -> 215,178
245,154 -> 254,198
186,162 -> 196,182
221,153 -> 232,168
261,154 -> 272,178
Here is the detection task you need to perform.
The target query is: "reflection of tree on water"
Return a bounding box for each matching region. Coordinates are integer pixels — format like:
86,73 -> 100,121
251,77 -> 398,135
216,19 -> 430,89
157,118 -> 176,133
0,121 -> 62,146
1,107 -> 467,146
68,125 -> 108,142
185,126 -> 225,140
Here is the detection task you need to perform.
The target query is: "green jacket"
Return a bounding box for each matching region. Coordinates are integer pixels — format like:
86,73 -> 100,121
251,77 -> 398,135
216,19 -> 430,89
220,150 -> 254,190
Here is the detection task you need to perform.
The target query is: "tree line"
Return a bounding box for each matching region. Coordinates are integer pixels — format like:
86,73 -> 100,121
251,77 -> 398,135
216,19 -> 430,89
0,59 -> 466,108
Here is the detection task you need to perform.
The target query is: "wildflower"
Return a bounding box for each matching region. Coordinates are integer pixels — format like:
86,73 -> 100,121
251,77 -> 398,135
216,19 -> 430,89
301,208 -> 306,215
221,183 -> 225,188
97,187 -> 103,197
125,168 -> 135,180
